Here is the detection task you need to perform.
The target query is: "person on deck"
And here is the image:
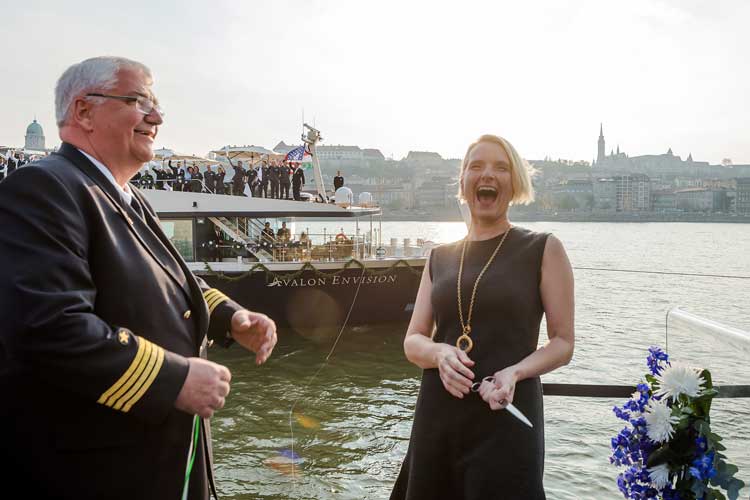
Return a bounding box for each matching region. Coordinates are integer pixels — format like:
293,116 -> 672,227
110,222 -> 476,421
292,163 -> 306,201
279,162 -> 291,199
260,221 -> 275,250
333,170 -> 344,191
0,56 -> 278,500
269,161 -> 280,199
276,221 -> 291,243
232,160 -> 245,196
215,165 -> 226,194
260,161 -> 270,198
390,134 -> 575,500
204,165 -> 216,193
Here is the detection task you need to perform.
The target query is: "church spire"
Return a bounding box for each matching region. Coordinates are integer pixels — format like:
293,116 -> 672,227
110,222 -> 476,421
597,123 -> 605,163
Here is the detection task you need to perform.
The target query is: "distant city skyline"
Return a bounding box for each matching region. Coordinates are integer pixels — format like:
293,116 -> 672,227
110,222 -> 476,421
3,1 -> 749,164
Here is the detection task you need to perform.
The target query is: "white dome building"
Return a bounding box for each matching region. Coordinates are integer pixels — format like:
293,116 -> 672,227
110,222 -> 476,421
24,119 -> 45,151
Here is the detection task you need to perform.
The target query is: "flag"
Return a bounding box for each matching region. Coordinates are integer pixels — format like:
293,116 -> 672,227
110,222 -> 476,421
284,145 -> 310,162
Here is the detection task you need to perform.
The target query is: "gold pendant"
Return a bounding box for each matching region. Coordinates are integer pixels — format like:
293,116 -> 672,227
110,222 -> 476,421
456,334 -> 473,353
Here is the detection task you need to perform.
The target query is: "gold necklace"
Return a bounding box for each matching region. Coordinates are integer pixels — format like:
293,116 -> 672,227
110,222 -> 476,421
456,227 -> 512,353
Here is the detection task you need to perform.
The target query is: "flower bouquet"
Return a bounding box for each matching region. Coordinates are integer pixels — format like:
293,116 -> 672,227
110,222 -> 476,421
610,346 -> 746,500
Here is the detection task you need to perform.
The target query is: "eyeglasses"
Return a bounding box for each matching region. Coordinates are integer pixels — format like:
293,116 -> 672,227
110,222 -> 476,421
86,93 -> 165,117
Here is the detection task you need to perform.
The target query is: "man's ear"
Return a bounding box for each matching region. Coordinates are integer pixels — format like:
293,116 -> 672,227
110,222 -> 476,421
70,96 -> 96,132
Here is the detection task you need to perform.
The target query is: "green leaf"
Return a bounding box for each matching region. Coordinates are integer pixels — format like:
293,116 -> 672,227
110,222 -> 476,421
722,463 -> 739,476
707,489 -> 727,500
691,479 -> 708,498
726,478 -> 744,500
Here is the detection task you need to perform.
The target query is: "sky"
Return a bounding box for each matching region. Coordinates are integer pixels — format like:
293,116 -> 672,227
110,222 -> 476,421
2,0 -> 749,164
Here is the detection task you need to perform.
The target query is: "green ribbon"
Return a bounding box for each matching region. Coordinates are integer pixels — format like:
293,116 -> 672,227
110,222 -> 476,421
181,415 -> 200,500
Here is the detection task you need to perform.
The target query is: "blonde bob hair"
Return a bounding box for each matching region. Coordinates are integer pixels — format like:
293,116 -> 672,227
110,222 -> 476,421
458,134 -> 534,205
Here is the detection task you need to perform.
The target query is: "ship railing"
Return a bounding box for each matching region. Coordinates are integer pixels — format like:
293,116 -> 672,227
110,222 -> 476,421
543,307 -> 750,398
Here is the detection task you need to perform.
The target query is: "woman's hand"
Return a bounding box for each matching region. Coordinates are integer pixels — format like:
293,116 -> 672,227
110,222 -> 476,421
478,366 -> 518,411
436,344 -> 475,398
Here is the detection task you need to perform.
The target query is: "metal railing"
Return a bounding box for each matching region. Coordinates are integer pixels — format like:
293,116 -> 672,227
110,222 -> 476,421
544,308 -> 750,399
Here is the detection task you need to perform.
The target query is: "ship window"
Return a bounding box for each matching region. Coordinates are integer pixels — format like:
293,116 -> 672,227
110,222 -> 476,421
161,218 -> 194,261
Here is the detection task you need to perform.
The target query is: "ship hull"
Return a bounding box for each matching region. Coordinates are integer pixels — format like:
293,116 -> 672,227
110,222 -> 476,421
192,259 -> 424,332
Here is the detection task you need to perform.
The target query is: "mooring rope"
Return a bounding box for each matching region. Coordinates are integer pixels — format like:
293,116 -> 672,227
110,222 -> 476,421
287,263 -> 368,485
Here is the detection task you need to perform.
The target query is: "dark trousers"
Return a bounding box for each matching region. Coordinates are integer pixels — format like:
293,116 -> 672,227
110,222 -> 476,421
270,181 -> 279,199
280,183 -> 290,199
292,183 -> 302,200
260,181 -> 268,198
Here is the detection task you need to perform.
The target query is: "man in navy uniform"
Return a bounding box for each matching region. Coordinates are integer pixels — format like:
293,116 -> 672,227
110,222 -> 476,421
260,161 -> 270,198
269,160 -> 280,199
279,161 -> 291,199
0,56 -> 277,500
292,163 -> 306,201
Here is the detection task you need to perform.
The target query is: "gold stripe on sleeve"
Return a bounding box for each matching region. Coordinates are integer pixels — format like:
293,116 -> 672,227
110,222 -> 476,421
122,347 -> 165,413
206,293 -> 228,310
203,289 -> 221,302
207,293 -> 228,314
97,335 -> 147,404
112,342 -> 160,411
103,340 -> 153,408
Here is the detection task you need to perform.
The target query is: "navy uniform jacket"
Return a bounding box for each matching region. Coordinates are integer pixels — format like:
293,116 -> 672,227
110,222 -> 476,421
0,143 -> 242,500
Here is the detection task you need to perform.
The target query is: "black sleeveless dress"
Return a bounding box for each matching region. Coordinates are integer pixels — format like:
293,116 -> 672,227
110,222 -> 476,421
391,227 -> 549,500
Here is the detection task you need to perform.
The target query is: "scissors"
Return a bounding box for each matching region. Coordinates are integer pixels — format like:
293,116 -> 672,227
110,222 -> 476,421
471,376 -> 533,428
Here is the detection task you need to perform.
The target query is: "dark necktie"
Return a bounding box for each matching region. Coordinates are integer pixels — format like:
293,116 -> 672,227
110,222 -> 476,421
130,195 -> 144,220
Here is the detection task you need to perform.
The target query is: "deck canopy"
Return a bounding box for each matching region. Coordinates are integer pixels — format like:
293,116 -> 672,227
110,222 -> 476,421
211,145 -> 283,165
160,154 -> 216,166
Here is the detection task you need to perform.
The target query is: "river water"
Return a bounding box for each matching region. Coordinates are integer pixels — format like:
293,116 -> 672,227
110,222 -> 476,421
208,221 -> 750,499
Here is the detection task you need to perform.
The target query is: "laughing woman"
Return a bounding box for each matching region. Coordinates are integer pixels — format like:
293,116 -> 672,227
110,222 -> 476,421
390,134 -> 575,500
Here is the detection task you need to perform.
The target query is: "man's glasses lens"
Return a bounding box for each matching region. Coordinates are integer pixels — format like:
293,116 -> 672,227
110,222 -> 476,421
136,96 -> 164,117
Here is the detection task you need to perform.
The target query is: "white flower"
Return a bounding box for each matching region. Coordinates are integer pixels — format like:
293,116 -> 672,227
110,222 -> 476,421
647,463 -> 671,490
655,362 -> 705,401
644,399 -> 679,443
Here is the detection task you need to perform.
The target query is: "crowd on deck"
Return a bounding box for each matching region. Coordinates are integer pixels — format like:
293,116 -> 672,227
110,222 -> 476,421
132,159 -> 321,201
0,149 -> 47,182
1,151 -> 345,203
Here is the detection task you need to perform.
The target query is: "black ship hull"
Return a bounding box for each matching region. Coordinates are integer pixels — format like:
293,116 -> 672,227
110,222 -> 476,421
195,259 -> 424,333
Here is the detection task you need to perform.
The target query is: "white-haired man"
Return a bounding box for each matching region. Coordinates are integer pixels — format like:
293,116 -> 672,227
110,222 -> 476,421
0,56 -> 277,500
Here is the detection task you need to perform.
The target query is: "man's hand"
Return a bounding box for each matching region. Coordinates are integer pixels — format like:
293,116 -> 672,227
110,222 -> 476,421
175,358 -> 231,418
230,309 -> 277,365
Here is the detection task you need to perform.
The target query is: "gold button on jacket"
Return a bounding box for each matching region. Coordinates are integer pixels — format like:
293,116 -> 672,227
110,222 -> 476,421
183,309 -> 191,319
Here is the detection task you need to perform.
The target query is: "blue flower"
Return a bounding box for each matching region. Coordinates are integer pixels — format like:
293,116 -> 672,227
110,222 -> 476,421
647,346 -> 670,376
613,405 -> 631,421
694,436 -> 707,453
689,452 -> 717,481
